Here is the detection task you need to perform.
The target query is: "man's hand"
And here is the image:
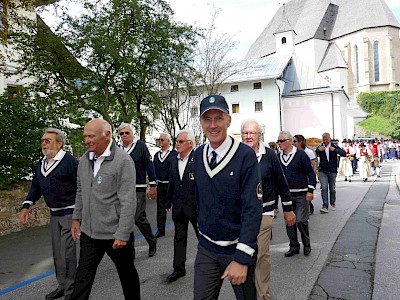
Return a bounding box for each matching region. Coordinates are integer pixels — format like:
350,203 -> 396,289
306,192 -> 314,201
148,187 -> 157,199
221,261 -> 248,285
112,239 -> 127,249
283,211 -> 296,226
71,219 -> 81,241
329,146 -> 335,151
319,145 -> 326,152
19,208 -> 29,225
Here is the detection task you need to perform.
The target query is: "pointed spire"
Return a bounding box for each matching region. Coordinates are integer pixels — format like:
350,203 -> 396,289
274,3 -> 296,35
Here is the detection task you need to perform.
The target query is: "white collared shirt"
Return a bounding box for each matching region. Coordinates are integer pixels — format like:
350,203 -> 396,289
282,146 -> 297,160
41,149 -> 66,177
256,142 -> 266,162
90,141 -> 112,177
325,143 -> 331,161
177,152 -> 190,180
120,136 -> 138,155
207,136 -> 231,165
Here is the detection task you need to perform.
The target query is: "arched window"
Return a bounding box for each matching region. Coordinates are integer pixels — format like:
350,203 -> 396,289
373,41 -> 380,82
354,45 -> 359,84
282,37 -> 287,44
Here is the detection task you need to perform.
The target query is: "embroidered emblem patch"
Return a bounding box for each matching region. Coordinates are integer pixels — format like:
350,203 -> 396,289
257,183 -> 263,200
209,96 -> 216,103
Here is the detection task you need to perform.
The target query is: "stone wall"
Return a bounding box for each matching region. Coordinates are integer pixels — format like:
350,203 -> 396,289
0,182 -> 50,236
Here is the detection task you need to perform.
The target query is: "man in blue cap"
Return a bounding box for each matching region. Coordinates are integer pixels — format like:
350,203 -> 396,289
193,94 -> 262,299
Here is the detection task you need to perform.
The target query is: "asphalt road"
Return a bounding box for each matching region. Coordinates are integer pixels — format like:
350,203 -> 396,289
0,160 -> 398,300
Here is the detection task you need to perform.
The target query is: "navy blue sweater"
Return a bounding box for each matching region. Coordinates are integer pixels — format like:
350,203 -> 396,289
22,152 -> 78,216
315,143 -> 346,174
153,149 -> 177,183
127,140 -> 157,192
278,148 -> 316,196
259,146 -> 292,213
193,138 -> 262,265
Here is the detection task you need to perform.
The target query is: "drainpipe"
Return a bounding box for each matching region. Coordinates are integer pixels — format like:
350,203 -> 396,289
331,92 -> 335,139
275,79 -> 283,131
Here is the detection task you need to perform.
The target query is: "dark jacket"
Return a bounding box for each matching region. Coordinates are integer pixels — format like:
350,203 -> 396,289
316,143 -> 346,174
166,150 -> 196,219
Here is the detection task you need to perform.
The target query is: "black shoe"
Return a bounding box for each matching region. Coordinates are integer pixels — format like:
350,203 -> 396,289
284,249 -> 300,257
45,289 -> 64,299
167,271 -> 186,283
155,230 -> 165,238
304,246 -> 311,256
149,241 -> 157,257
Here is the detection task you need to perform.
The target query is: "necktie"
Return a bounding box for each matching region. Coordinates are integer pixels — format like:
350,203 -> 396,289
209,151 -> 217,169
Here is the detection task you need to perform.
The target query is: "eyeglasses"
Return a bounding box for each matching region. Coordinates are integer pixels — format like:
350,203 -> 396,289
241,132 -> 259,137
201,116 -> 225,123
176,140 -> 190,144
41,138 -> 53,144
119,131 -> 130,136
277,139 -> 289,144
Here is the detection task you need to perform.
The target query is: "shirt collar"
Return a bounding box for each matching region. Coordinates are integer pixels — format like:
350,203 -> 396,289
207,135 -> 231,158
177,150 -> 191,161
89,141 -> 112,160
44,149 -> 66,162
283,146 -> 297,156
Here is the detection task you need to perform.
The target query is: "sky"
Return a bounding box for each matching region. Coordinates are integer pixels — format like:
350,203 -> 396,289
40,0 -> 400,60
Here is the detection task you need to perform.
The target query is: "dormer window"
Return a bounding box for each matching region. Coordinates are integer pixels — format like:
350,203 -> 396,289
281,37 -> 287,44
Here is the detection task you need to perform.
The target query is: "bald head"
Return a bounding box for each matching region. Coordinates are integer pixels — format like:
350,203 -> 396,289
84,119 -> 112,156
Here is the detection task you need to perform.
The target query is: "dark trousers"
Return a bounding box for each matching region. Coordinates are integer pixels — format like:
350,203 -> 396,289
172,215 -> 199,273
194,245 -> 254,300
70,232 -> 140,300
50,214 -> 77,297
286,195 -> 310,250
135,191 -> 156,247
156,184 -> 168,232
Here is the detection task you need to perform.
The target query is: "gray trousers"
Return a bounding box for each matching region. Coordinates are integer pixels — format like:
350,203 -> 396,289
50,214 -> 77,296
135,191 -> 156,246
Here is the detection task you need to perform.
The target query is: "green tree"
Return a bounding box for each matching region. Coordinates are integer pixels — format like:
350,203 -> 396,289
0,87 -> 79,189
8,0 -> 198,140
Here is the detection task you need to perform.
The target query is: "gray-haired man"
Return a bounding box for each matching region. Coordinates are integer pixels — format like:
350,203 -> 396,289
20,128 -> 78,300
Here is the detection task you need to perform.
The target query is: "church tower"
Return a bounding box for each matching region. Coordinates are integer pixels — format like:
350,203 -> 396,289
273,4 -> 296,56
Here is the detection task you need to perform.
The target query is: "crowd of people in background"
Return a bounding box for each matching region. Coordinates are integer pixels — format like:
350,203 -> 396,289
18,93 -> 394,300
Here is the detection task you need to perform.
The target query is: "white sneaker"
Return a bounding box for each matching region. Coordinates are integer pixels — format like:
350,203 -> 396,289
320,207 -> 329,213
331,204 -> 336,211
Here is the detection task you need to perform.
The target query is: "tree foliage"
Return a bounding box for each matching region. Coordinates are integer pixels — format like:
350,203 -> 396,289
0,87 -> 85,189
357,90 -> 400,138
8,0 -> 198,140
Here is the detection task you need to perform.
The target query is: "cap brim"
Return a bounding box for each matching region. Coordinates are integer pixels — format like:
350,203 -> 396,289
200,107 -> 229,116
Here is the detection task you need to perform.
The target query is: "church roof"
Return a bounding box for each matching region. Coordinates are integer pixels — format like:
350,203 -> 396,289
282,56 -> 336,96
246,0 -> 400,59
318,43 -> 347,72
224,54 -> 291,83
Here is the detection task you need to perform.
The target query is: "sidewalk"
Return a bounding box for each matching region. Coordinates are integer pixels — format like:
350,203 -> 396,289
373,162 -> 400,300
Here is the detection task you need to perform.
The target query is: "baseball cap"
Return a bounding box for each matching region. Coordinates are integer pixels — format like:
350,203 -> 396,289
200,95 -> 229,116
